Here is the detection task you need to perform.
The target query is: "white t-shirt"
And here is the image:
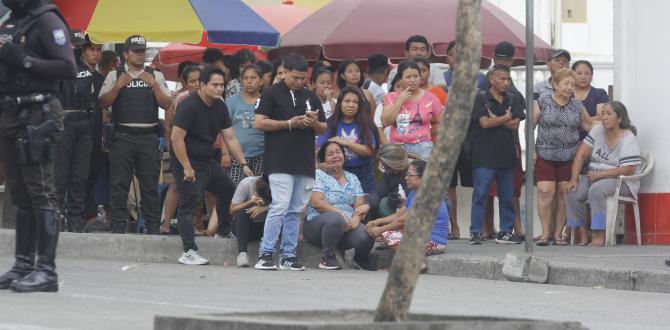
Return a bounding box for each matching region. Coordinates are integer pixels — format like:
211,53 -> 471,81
232,176 -> 260,204
365,80 -> 386,106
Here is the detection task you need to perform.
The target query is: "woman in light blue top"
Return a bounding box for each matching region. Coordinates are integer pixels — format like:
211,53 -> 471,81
226,64 -> 264,185
304,141 -> 375,271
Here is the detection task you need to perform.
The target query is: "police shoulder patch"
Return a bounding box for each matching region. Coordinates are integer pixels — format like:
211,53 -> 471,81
52,29 -> 66,46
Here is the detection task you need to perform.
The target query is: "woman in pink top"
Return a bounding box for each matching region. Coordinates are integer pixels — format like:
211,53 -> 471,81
381,60 -> 443,159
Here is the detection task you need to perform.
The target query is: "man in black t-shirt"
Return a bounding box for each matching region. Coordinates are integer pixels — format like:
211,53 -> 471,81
254,53 -> 326,271
469,65 -> 525,245
171,67 -> 252,265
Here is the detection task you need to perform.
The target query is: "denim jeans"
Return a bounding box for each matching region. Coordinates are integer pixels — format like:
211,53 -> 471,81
345,161 -> 376,194
470,167 -> 515,234
401,141 -> 433,160
259,173 -> 314,258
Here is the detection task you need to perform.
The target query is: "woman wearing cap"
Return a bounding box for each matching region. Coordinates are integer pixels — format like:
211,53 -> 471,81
317,86 -> 379,193
364,144 -> 411,219
366,159 -> 449,272
304,141 -> 375,270
381,61 -> 443,159
533,68 -> 596,246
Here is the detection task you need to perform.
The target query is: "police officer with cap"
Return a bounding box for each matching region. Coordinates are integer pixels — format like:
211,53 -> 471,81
99,34 -> 172,234
53,29 -> 100,233
0,0 -> 77,293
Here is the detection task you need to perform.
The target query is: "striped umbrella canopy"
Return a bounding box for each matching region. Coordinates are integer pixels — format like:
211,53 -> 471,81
242,0 -> 332,11
52,0 -> 280,47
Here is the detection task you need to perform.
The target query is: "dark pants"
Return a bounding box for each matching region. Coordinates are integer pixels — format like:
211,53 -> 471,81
54,116 -> 92,227
84,119 -> 103,219
0,103 -> 58,211
173,159 -> 236,252
303,211 -> 374,258
232,209 -> 266,253
109,131 -> 160,229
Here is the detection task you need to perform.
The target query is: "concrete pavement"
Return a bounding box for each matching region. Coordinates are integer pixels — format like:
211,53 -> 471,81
0,257 -> 669,330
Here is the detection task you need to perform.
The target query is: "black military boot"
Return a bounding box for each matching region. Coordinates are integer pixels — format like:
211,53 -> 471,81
10,208 -> 60,293
0,209 -> 36,289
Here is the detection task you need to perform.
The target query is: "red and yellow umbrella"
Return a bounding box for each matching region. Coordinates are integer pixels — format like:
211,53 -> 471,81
53,0 -> 280,47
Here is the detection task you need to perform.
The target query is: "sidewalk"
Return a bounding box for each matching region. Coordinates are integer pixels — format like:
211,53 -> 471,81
1,229 -> 669,294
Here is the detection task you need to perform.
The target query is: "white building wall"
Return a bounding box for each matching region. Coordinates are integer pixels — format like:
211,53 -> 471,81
614,0 -> 670,193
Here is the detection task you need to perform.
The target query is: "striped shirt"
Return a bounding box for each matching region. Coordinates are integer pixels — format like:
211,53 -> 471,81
585,124 -> 642,195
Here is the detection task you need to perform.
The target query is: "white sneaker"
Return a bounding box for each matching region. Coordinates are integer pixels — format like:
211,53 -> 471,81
237,252 -> 250,267
178,249 -> 209,265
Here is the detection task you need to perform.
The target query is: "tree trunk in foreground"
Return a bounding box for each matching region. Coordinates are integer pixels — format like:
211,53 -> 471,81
374,0 -> 482,322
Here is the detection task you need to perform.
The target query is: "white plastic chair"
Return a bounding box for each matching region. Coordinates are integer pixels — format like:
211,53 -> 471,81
605,151 -> 654,246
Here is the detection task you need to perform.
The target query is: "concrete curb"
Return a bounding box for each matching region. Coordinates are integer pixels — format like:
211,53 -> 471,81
425,253 -> 670,294
1,229 -> 669,294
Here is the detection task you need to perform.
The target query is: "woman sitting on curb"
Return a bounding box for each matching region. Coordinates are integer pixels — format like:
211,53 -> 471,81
304,141 -> 376,270
366,159 -> 449,264
229,175 -> 271,267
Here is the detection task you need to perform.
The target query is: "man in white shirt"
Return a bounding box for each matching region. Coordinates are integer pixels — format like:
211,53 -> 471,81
386,35 -> 446,89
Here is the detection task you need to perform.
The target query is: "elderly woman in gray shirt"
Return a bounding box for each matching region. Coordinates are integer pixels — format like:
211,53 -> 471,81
565,102 -> 640,246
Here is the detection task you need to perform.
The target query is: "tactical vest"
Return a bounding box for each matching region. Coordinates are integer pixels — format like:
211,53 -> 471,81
111,66 -> 159,124
56,61 -> 95,110
0,5 -> 63,94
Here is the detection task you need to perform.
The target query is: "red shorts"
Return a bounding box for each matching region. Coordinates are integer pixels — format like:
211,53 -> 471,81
535,157 -> 572,182
488,164 -> 524,197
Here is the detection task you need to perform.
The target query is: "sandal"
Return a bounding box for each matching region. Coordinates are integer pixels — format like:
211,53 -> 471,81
535,239 -> 549,246
552,239 -> 569,246
448,232 -> 460,240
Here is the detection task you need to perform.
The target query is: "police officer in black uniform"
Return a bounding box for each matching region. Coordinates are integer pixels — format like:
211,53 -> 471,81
98,35 -> 172,234
54,30 -> 98,233
0,0 -> 76,293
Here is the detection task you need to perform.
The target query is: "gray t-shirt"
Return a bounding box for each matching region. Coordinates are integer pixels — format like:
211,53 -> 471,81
536,93 -> 584,161
584,124 -> 641,195
232,176 -> 259,205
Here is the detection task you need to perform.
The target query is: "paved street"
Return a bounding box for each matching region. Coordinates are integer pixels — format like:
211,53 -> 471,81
0,256 -> 668,330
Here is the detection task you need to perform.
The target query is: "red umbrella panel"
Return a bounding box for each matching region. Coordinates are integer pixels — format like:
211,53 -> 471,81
153,43 -> 267,81
271,0 -> 552,65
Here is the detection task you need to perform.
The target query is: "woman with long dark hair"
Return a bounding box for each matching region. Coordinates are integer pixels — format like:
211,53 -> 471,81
317,86 -> 379,193
224,49 -> 256,99
336,59 -> 376,112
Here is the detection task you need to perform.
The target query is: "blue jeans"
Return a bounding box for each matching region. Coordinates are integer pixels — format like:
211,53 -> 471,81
401,141 -> 433,159
470,167 -> 515,234
345,161 -> 375,194
259,174 -> 314,258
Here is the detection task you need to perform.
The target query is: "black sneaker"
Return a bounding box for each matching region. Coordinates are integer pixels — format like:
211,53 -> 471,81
254,253 -> 277,270
495,232 -> 521,244
469,232 -> 482,245
665,258 -> 670,267
279,257 -> 306,271
318,255 -> 341,270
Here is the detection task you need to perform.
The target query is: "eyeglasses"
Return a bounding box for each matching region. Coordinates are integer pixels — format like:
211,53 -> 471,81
405,174 -> 421,178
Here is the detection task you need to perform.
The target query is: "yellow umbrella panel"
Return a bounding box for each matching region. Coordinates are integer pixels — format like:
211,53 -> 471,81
86,0 -> 204,44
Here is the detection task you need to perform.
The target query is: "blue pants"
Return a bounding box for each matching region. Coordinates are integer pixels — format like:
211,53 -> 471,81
470,167 -> 515,234
345,161 -> 376,194
259,174 -> 314,258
